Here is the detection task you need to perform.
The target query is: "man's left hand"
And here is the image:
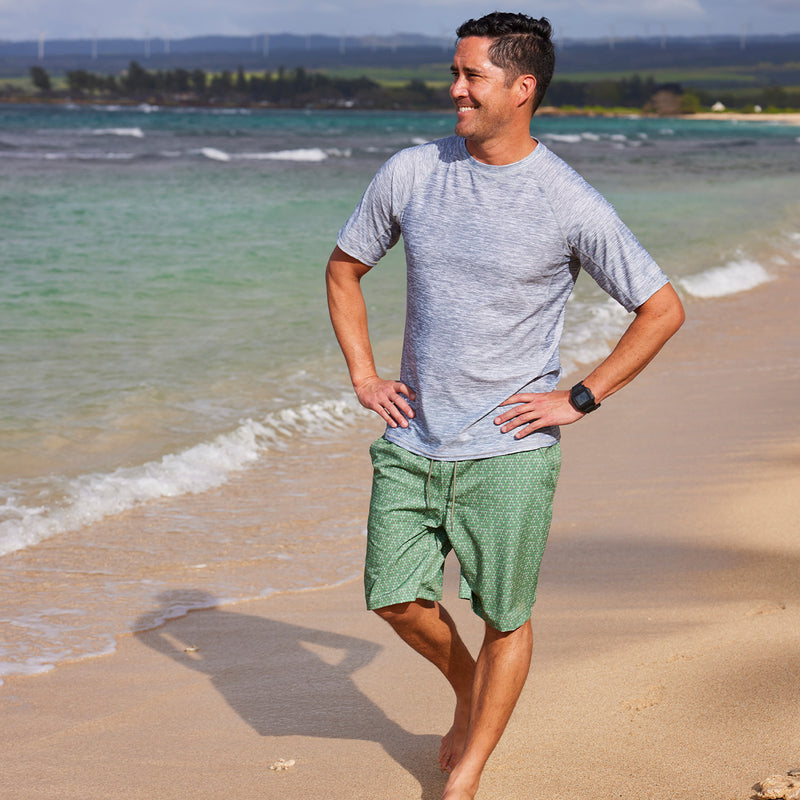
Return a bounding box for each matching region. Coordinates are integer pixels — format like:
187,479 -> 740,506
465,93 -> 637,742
494,391 -> 584,439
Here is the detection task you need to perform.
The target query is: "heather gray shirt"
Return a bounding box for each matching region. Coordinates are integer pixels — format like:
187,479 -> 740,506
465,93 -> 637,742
337,136 -> 668,460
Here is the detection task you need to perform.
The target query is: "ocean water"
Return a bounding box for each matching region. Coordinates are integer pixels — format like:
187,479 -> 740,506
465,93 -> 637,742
1,103 -> 799,683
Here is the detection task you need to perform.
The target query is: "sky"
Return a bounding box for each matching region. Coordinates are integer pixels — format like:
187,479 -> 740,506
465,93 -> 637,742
1,0 -> 799,43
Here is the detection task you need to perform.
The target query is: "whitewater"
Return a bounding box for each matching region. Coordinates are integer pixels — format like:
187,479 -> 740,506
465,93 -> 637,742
1,103 -> 798,682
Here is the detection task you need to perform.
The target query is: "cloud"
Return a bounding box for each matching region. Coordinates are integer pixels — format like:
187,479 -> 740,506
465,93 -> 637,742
756,0 -> 800,9
600,0 -> 707,17
0,0 -> 798,41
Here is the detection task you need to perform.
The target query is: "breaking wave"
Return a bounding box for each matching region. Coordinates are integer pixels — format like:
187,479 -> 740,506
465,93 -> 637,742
679,258 -> 773,298
0,396 -> 365,558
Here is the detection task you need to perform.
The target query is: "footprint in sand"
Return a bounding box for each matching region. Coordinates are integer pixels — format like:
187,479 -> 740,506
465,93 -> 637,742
746,602 -> 786,617
621,684 -> 664,712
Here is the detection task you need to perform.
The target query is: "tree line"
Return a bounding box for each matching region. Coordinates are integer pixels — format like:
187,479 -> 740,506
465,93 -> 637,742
20,62 -> 800,112
546,75 -> 800,113
28,61 -> 445,109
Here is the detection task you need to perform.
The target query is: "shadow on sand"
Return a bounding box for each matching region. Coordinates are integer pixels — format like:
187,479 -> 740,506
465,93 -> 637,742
135,590 -> 444,799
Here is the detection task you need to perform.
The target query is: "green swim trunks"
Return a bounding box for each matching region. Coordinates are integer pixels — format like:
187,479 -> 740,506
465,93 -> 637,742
365,437 -> 561,632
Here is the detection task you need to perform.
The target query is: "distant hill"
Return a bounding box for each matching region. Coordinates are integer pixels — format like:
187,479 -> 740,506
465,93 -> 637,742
0,33 -> 452,77
2,31 -> 799,88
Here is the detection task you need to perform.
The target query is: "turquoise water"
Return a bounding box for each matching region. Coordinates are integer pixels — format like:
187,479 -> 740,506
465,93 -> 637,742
1,103 -> 799,680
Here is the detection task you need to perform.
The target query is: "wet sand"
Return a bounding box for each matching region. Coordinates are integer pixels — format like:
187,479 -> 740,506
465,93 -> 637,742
2,262 -> 800,800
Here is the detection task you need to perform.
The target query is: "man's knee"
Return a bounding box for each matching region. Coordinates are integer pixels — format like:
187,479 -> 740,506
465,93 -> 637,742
483,618 -> 533,649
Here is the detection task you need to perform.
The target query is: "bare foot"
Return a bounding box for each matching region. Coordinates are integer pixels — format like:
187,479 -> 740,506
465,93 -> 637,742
438,701 -> 470,773
441,765 -> 480,800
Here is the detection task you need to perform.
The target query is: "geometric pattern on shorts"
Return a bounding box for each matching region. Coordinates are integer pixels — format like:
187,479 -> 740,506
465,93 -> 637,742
365,437 -> 561,631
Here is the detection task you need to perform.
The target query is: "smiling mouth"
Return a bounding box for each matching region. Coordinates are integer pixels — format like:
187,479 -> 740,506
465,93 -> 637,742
456,106 -> 478,112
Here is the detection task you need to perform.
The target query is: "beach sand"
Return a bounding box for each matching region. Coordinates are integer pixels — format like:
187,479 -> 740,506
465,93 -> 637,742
3,262 -> 800,800
680,112 -> 800,124
535,108 -> 800,125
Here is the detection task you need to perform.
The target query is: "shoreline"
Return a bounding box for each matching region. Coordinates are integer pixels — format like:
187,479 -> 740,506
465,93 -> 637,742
3,258 -> 800,798
537,106 -> 800,123
2,96 -> 800,124
675,110 -> 800,123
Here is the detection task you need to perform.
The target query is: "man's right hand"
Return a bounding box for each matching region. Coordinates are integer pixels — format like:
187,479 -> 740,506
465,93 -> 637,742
354,375 -> 417,429
326,247 -> 416,429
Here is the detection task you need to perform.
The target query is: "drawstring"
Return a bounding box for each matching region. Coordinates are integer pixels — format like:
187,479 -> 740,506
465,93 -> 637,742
425,458 -> 434,509
450,461 -> 458,529
425,458 -> 458,528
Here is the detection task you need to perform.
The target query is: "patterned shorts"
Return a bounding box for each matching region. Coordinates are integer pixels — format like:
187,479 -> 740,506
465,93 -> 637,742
365,437 -> 561,631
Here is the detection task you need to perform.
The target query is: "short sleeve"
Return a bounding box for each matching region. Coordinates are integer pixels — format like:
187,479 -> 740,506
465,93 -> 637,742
541,156 -> 669,312
572,194 -> 668,311
337,156 -> 403,267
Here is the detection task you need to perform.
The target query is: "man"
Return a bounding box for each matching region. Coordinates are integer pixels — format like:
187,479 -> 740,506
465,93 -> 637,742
326,12 -> 684,800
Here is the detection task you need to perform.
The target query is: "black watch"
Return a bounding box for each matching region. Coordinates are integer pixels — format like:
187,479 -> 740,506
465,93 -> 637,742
569,382 -> 601,414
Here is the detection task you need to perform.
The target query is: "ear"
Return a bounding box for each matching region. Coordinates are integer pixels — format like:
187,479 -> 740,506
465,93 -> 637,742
516,74 -> 537,108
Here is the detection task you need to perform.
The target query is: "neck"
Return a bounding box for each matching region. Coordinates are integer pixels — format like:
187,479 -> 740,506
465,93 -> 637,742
465,134 -> 537,166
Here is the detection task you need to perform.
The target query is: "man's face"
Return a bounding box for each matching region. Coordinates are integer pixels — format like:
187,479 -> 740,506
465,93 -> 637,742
449,36 -> 521,146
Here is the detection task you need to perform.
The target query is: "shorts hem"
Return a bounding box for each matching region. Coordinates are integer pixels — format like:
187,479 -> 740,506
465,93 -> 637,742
458,586 -> 537,632
366,589 -> 442,611
476,608 -> 535,632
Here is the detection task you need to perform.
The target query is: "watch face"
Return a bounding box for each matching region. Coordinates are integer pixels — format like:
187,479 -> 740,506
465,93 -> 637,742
571,384 -> 596,411
574,387 -> 592,407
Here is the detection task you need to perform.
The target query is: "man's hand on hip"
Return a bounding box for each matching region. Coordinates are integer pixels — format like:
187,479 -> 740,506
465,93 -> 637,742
355,375 -> 417,429
494,391 -> 583,439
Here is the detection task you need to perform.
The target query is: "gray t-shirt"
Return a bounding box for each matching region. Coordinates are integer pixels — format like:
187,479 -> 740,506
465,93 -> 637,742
337,136 -> 668,460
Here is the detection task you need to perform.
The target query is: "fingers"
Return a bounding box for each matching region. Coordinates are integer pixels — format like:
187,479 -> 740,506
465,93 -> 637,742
497,393 -> 530,407
494,405 -> 545,438
494,390 -> 581,438
376,383 -> 415,429
376,398 -> 410,428
356,378 -> 416,428
493,394 -> 540,433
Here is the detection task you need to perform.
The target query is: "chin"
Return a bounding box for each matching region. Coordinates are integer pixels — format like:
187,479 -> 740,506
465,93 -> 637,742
454,121 -> 473,138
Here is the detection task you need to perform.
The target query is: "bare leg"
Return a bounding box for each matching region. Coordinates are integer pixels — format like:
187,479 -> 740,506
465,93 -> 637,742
442,620 -> 533,800
374,600 -> 476,771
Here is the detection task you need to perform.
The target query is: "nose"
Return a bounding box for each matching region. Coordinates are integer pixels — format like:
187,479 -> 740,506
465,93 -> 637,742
450,73 -> 468,101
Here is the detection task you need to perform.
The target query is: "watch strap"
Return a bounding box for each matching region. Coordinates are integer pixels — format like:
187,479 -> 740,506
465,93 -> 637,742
570,382 -> 601,413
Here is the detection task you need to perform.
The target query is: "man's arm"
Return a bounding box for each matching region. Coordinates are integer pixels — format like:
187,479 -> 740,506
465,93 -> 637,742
325,245 -> 416,428
494,282 -> 685,438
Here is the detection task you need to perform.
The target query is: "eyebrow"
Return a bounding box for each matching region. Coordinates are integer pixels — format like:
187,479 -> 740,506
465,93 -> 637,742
450,64 -> 484,75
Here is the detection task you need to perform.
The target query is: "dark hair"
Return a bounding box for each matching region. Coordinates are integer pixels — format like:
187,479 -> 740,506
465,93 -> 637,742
456,12 -> 555,111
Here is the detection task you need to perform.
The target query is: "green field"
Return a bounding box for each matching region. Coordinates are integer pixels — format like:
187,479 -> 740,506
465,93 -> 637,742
4,52 -> 799,111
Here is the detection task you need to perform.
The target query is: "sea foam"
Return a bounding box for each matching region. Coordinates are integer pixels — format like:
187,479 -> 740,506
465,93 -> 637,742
198,147 -> 335,163
560,297 -> 632,376
200,147 -> 231,162
240,147 -> 329,162
679,258 -> 773,298
0,397 -> 364,558
91,127 -> 145,138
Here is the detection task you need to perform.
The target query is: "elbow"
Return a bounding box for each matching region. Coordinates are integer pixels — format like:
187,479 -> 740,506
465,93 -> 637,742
324,247 -> 341,286
326,246 -> 371,289
667,288 -> 686,337
675,303 -> 686,334
640,282 -> 685,340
